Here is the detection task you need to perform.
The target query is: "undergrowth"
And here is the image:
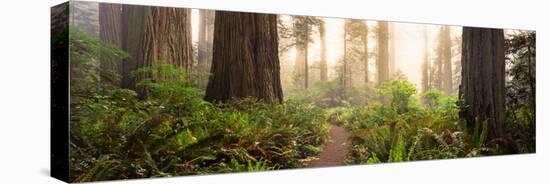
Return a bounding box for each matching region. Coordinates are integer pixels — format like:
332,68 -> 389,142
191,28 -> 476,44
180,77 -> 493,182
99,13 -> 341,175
68,28 -> 328,182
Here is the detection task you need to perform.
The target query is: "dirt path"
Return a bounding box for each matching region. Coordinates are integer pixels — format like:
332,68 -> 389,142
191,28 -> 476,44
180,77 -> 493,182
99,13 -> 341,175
306,124 -> 351,167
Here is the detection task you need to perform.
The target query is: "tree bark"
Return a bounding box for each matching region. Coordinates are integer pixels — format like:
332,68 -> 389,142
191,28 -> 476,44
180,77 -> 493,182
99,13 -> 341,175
421,26 -> 430,92
197,10 -> 213,89
389,23 -> 396,77
99,3 -> 123,86
293,18 -> 309,89
120,5 -> 193,91
363,21 -> 369,84
205,11 -> 215,65
377,21 -> 389,85
304,24 -> 309,89
205,11 -> 283,103
459,27 -> 505,142
342,20 -> 348,89
442,26 -> 453,94
198,10 -> 207,67
319,21 -> 328,81
526,35 -> 536,121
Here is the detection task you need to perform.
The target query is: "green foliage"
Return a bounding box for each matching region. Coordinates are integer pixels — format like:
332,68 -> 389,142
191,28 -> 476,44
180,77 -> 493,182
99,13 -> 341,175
66,23 -> 535,181
70,63 -> 328,181
286,80 -> 375,108
68,27 -> 129,105
377,80 -> 417,113
226,159 -> 277,172
422,89 -> 443,109
504,31 -> 536,153
335,80 -> 498,164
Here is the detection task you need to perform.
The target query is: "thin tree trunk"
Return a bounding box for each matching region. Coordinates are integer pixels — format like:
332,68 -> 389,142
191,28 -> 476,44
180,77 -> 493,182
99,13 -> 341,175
205,11 -> 215,65
198,10 -> 207,67
442,26 -> 453,94
205,11 -> 283,103
320,21 -> 328,81
389,23 -> 396,77
526,36 -> 536,121
342,20 -> 348,89
434,26 -> 444,91
377,21 -> 389,85
197,10 -> 209,89
304,24 -> 309,89
421,25 -> 430,92
363,21 -> 369,84
459,27 -> 505,142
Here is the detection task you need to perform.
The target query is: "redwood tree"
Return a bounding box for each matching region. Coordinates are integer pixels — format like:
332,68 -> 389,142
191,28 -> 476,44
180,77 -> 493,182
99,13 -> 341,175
319,20 -> 328,81
362,21 -> 369,84
120,5 -> 193,91
421,26 -> 430,92
459,27 -> 505,142
441,26 -> 453,94
197,10 -> 208,67
99,3 -> 123,86
205,11 -> 283,103
377,21 -> 389,85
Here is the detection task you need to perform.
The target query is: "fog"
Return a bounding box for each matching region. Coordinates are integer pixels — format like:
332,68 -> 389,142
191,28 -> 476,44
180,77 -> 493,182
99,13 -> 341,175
190,10 -> 462,90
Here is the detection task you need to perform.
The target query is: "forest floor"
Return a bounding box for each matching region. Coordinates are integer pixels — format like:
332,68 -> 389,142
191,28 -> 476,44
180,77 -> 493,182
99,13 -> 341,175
306,124 -> 351,168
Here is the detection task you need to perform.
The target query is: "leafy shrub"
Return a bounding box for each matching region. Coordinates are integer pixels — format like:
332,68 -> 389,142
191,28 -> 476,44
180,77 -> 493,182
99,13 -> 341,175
377,80 -> 417,113
70,63 -> 328,182
286,80 -> 375,108
340,80 -> 495,164
68,27 -> 128,105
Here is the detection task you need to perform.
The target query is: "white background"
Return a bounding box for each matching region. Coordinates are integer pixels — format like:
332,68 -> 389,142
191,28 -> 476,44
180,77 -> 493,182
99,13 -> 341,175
0,0 -> 547,183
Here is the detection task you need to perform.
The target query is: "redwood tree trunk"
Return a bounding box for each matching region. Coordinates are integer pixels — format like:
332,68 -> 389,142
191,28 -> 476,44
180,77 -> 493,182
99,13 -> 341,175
304,24 -> 309,89
421,26 -> 430,92
389,23 -> 396,77
442,26 -> 453,94
459,27 -> 505,142
99,3 -> 123,85
120,5 -> 193,91
363,21 -> 369,84
293,19 -> 309,89
198,10 -> 207,67
205,11 -> 215,65
319,21 -> 328,81
205,11 -> 283,103
377,21 -> 389,85
197,10 -> 211,89
342,20 -> 348,89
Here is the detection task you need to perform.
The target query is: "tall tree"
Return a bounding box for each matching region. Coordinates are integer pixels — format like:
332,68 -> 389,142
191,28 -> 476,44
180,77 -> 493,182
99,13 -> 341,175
292,16 -> 318,89
319,20 -> 328,81
433,27 -> 443,91
99,3 -> 123,86
198,10 -> 208,67
342,19 -> 368,87
71,1 -> 99,36
206,11 -> 215,63
205,11 -> 283,103
505,31 -> 536,129
197,10 -> 216,89
304,23 -> 310,89
342,20 -> 349,89
363,21 -> 369,84
377,21 -> 390,85
421,26 -> 430,92
120,5 -> 193,91
452,35 -> 462,93
459,27 -> 505,142
441,26 -> 453,94
389,23 -> 396,77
